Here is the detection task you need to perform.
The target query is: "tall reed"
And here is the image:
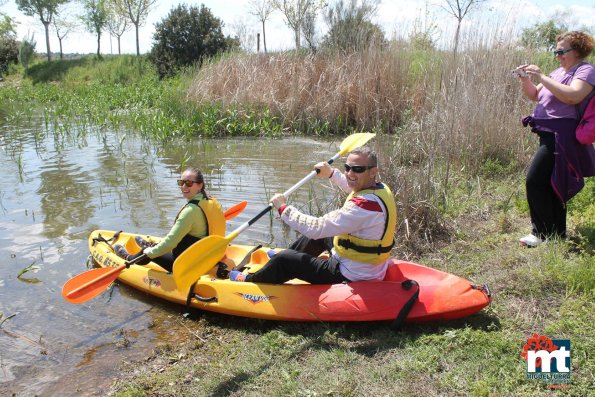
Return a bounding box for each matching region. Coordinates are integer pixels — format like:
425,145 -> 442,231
185,32 -> 547,253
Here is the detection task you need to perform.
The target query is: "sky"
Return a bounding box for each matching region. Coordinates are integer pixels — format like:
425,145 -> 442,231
2,0 -> 595,55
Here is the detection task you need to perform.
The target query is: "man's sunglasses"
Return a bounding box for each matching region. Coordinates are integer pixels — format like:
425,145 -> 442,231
344,164 -> 376,173
177,179 -> 200,187
553,48 -> 573,56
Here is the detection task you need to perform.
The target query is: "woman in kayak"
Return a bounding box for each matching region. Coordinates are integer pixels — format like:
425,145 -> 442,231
113,167 -> 225,272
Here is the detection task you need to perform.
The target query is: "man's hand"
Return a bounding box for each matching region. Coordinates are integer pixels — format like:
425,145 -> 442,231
315,162 -> 334,178
270,193 -> 286,210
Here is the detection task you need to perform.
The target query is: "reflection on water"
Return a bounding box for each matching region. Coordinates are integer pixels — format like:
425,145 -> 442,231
0,115 -> 341,396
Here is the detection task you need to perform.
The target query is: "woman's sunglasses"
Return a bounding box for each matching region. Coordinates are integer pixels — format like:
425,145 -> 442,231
344,164 -> 376,173
177,179 -> 199,187
553,48 -> 573,56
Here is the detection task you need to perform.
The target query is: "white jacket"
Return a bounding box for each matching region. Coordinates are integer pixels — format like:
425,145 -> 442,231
280,171 -> 389,281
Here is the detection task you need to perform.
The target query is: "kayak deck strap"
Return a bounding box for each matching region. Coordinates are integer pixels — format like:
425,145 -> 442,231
390,279 -> 419,331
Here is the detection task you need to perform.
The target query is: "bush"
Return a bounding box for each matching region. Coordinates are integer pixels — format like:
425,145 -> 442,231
0,36 -> 18,77
149,4 -> 227,78
18,34 -> 36,71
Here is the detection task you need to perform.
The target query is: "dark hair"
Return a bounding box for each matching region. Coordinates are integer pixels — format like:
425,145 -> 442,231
350,146 -> 378,167
184,167 -> 209,198
556,31 -> 594,59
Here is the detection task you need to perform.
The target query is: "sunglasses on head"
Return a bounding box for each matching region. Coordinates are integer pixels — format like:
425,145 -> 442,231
553,48 -> 573,56
177,179 -> 199,187
344,164 -> 376,173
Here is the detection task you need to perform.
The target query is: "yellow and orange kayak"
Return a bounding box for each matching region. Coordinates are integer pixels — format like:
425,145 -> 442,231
88,230 -> 491,325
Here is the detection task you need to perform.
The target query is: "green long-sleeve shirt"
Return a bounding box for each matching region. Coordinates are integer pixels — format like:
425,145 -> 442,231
145,193 -> 208,258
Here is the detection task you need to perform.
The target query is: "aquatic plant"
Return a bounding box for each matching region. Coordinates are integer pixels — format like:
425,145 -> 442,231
0,312 -> 16,328
16,262 -> 41,278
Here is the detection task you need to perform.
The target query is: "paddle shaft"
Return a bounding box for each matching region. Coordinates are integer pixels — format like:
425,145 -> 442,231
229,155 -> 341,238
172,132 -> 376,291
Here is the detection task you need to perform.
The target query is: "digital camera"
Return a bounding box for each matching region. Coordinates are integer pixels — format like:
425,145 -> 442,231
511,69 -> 528,78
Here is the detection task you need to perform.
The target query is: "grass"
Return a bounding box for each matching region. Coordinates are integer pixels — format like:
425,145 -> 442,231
103,172 -> 593,397
2,39 -> 593,396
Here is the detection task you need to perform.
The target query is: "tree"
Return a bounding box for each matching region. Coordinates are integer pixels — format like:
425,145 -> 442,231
230,18 -> 255,52
0,2 -> 18,76
149,4 -> 228,78
520,20 -> 567,51
439,0 -> 485,55
82,0 -> 108,56
16,0 -> 69,61
1,13 -> 18,38
248,0 -> 275,53
322,0 -> 383,53
19,33 -> 36,71
105,0 -> 130,54
117,0 -> 157,55
52,4 -> 78,58
409,1 -> 438,51
301,6 -> 318,51
273,0 -> 326,50
0,32 -> 18,77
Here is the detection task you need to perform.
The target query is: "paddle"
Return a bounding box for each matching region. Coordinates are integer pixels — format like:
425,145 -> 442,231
173,132 -> 376,292
62,201 -> 248,304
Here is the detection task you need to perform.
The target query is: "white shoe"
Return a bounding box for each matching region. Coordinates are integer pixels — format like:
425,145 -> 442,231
519,234 -> 544,248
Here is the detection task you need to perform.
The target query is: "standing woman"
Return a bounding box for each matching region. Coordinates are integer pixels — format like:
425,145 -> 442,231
514,31 -> 595,247
114,167 -> 226,271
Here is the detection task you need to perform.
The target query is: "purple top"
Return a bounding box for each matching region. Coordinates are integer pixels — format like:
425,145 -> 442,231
533,62 -> 595,119
523,61 -> 595,203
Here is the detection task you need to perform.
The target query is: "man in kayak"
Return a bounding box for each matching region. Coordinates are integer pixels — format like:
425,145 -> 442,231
230,146 -> 397,284
113,167 -> 225,272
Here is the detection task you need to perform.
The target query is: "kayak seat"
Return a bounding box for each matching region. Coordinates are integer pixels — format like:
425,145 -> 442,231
121,236 -> 141,256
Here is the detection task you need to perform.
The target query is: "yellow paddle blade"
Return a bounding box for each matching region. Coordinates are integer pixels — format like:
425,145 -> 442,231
338,132 -> 376,156
172,234 -> 230,292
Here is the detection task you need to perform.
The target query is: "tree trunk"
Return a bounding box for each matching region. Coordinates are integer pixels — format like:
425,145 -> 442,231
43,21 -> 51,61
294,28 -> 300,50
59,39 -> 63,59
453,19 -> 461,56
135,23 -> 140,56
118,37 -> 121,55
262,20 -> 267,53
97,32 -> 101,56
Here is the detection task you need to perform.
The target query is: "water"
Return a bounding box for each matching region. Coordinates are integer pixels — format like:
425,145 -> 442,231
0,117 -> 340,396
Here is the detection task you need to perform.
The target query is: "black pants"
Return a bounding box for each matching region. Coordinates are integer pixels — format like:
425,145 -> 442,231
526,132 -> 566,239
246,236 -> 350,284
127,251 -> 174,273
126,234 -> 200,273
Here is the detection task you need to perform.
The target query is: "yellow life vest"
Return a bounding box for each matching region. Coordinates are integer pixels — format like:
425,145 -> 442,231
333,183 -> 397,265
189,197 -> 226,236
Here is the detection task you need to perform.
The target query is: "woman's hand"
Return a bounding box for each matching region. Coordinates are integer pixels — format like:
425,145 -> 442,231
524,64 -> 544,82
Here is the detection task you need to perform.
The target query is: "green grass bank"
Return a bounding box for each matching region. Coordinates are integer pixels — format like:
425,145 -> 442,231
1,50 -> 593,396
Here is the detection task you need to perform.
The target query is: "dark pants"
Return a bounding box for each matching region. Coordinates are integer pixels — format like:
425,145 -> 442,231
127,251 -> 174,273
126,234 -> 200,273
246,236 -> 350,284
526,132 -> 567,239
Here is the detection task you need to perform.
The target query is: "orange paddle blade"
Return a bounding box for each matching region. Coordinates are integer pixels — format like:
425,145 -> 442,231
224,201 -> 247,220
62,265 -> 126,304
